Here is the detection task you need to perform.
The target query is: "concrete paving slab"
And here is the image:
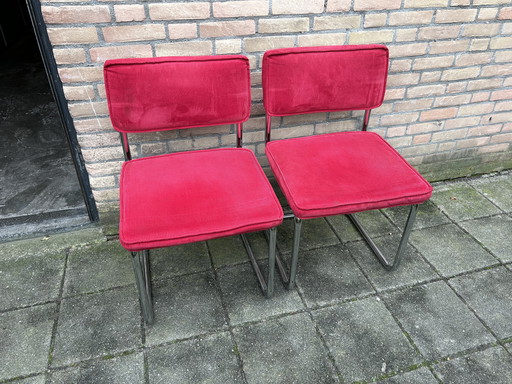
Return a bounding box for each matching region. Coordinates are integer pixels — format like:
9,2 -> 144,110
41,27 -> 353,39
376,367 -> 438,383
63,241 -> 134,296
295,244 -> 374,307
48,352 -> 144,384
347,236 -> 438,292
277,218 -> 340,254
459,215 -> 512,263
216,263 -> 303,325
7,375 -> 46,384
0,227 -> 105,261
149,241 -> 210,280
52,287 -> 141,367
383,281 -> 494,360
314,297 -> 421,382
147,332 -> 243,384
383,200 -> 451,230
233,313 -> 339,384
470,175 -> 512,212
410,224 -> 499,277
0,304 -> 55,381
327,210 -> 397,243
449,267 -> 512,340
208,232 -> 269,268
433,346 -> 512,384
0,252 -> 64,311
430,182 -> 501,221
144,272 -> 226,345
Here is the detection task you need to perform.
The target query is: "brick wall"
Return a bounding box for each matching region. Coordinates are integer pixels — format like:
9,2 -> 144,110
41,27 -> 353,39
40,0 -> 512,213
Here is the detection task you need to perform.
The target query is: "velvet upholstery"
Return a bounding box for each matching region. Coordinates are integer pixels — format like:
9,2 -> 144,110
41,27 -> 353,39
120,148 -> 283,251
263,45 -> 389,117
104,55 -> 251,133
103,55 -> 283,252
266,132 -> 432,219
263,45 -> 432,220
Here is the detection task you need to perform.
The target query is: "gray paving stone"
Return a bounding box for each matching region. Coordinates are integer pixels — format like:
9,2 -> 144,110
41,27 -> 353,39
52,287 -> 141,366
149,241 -> 210,280
8,375 -> 46,384
459,215 -> 512,263
277,217 -> 340,255
430,182 -> 501,221
0,228 -> 105,261
0,304 -> 55,381
410,224 -> 498,277
314,297 -> 421,382
63,241 -> 134,296
295,244 -> 374,307
327,210 -> 397,243
383,200 -> 450,230
209,232 -> 269,268
347,236 -> 438,292
144,272 -> 226,345
450,267 -> 512,340
217,263 -> 303,325
471,175 -> 512,212
376,367 -> 438,383
48,352 -> 144,384
0,253 -> 64,311
383,281 -> 494,360
433,346 -> 512,384
234,313 -> 339,384
147,332 -> 243,384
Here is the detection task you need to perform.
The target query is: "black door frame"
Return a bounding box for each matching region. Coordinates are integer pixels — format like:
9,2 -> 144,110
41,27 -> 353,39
25,0 -> 99,222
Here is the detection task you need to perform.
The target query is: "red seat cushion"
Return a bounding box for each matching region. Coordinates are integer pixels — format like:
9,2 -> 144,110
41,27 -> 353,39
266,131 -> 432,219
120,148 -> 283,251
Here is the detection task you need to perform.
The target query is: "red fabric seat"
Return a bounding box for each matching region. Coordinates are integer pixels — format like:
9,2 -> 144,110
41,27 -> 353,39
266,131 -> 432,219
120,148 -> 283,251
262,45 -> 433,282
104,55 -> 283,323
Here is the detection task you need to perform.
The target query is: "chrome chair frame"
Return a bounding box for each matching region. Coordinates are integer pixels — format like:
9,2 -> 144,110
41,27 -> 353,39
266,110 -> 422,289
121,123 -> 281,323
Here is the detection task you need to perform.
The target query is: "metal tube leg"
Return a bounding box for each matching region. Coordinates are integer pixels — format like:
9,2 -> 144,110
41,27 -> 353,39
288,217 -> 302,290
131,250 -> 154,324
266,227 -> 277,298
347,204 -> 419,271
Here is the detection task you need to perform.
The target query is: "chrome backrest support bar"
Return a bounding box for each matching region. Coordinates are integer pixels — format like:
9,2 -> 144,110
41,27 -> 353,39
120,132 -> 132,161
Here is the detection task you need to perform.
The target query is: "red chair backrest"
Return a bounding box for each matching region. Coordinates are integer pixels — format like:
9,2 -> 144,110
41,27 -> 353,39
104,55 -> 251,133
262,45 -> 389,117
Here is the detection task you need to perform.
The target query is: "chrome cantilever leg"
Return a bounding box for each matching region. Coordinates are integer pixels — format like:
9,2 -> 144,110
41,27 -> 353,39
288,217 -> 302,290
131,250 -> 154,324
347,204 -> 419,271
241,227 -> 277,298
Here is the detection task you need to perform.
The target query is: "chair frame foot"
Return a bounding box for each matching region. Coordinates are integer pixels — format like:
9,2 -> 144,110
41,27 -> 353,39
347,204 -> 419,271
241,227 -> 280,298
131,250 -> 154,324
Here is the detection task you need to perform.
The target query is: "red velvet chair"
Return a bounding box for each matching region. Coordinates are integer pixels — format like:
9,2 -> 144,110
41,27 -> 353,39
262,45 -> 432,288
104,55 -> 283,324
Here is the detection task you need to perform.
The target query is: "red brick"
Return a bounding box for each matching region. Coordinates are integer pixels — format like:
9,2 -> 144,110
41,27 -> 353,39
404,0 -> 448,6
389,11 -> 433,26
58,67 -> 104,83
481,65 -> 512,77
326,0 -> 352,12
53,48 -> 86,64
47,27 -> 98,45
213,1 -> 269,17
455,52 -> 493,67
420,108 -> 457,121
491,90 -> 512,101
418,25 -> 461,40
458,102 -> 495,117
354,0 -> 401,11
102,25 -> 165,43
435,9 -> 477,23
387,73 -> 421,87
200,20 -> 255,37
168,23 -> 198,39
90,45 -> 153,63
149,3 -> 210,20
420,71 -> 442,83
467,78 -> 503,91
114,5 -> 145,22
498,7 -> 512,19
272,0 -> 324,14
42,5 -> 111,24
471,92 -> 491,103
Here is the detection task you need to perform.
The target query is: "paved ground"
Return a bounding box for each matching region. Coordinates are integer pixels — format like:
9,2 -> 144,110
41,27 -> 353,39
1,171 -> 511,384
